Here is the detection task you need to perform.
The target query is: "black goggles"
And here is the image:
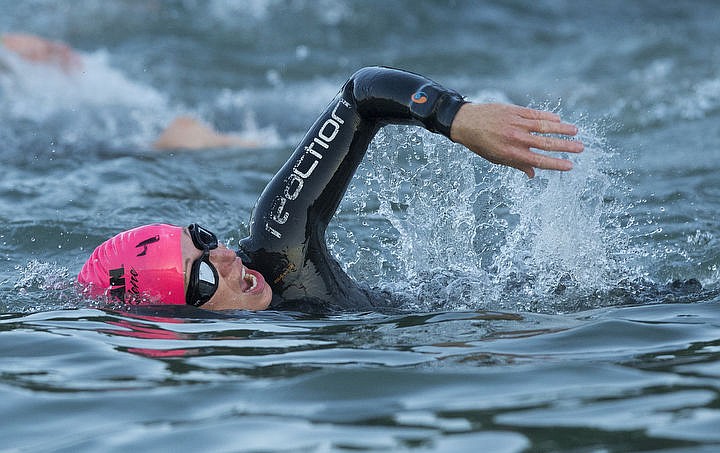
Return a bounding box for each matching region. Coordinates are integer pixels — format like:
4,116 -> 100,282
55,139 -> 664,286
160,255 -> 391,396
186,223 -> 220,307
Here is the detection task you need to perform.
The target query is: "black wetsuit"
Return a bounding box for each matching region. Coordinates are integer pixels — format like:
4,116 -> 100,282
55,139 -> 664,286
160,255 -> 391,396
237,66 -> 466,312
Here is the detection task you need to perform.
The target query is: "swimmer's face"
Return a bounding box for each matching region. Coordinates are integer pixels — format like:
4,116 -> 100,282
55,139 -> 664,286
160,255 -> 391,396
180,227 -> 272,310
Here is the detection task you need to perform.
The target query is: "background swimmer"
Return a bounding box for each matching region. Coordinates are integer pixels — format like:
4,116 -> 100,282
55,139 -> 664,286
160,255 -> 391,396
1,32 -> 259,151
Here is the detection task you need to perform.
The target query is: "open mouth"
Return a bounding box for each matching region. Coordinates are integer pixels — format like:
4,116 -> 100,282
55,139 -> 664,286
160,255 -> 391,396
241,266 -> 259,293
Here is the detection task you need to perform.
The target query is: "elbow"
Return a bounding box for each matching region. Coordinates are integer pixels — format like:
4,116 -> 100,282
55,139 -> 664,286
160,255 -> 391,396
342,66 -> 403,118
343,66 -> 383,103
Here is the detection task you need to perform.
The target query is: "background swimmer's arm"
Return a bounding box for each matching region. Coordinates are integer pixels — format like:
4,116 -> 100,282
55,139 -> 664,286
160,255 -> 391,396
450,103 -> 584,178
1,32 -> 82,73
152,116 -> 261,151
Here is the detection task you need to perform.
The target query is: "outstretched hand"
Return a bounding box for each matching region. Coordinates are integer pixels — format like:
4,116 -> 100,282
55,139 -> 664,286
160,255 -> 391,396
450,103 -> 584,178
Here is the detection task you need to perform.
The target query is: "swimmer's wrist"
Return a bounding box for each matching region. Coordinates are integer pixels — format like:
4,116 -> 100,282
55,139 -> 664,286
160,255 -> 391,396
409,83 -> 467,138
434,92 -> 468,138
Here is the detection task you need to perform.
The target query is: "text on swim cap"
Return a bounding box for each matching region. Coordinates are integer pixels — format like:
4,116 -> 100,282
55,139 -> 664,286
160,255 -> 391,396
135,235 -> 160,257
108,266 -> 140,303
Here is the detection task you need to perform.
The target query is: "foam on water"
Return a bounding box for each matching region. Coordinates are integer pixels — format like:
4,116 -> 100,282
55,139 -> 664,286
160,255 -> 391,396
0,47 -> 275,153
206,0 -> 350,27
2,50 -> 166,118
2,260 -> 76,312
0,48 -> 172,150
487,117 -> 650,312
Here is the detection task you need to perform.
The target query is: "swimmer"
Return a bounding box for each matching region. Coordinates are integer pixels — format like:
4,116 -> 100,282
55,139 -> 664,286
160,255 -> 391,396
1,32 -> 257,151
78,66 -> 584,312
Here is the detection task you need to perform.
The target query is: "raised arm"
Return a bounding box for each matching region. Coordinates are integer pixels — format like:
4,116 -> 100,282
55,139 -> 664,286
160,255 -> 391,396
247,67 -> 583,245
247,66 -> 467,246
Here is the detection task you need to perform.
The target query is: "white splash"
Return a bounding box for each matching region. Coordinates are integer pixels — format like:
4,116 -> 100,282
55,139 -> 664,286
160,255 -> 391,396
332,112 -> 646,313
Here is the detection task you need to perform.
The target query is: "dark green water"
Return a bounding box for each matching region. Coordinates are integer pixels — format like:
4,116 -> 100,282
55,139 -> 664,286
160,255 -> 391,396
1,1 -> 719,451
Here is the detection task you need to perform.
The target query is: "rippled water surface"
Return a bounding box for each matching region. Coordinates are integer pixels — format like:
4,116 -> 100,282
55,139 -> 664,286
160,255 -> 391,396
2,1 -> 720,451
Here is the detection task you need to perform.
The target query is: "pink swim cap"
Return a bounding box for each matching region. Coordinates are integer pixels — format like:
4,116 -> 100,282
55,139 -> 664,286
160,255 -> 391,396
78,224 -> 186,305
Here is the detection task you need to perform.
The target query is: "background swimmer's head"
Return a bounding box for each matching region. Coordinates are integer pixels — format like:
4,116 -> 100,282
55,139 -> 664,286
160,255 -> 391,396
78,224 -> 186,305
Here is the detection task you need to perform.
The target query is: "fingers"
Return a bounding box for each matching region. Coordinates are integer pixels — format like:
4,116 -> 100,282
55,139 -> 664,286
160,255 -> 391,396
529,134 -> 584,153
529,152 -> 574,171
514,134 -> 580,177
512,121 -> 583,153
514,106 -> 579,136
519,155 -> 569,178
515,113 -> 584,154
535,119 -> 578,136
516,106 -> 562,122
490,142 -> 574,177
517,116 -> 578,136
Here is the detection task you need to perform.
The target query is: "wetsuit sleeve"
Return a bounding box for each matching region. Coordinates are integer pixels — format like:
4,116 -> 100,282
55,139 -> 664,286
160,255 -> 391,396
239,66 -> 466,310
